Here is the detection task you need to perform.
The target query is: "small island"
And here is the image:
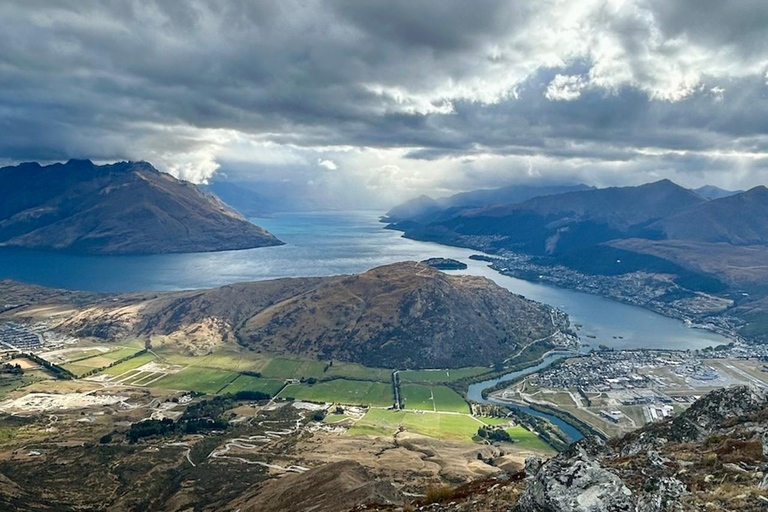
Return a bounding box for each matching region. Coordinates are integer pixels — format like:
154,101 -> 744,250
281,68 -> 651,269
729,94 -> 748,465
468,254 -> 496,262
420,258 -> 468,270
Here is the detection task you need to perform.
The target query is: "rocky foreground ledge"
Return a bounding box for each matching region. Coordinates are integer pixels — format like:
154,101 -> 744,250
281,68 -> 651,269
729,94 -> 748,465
357,385 -> 768,511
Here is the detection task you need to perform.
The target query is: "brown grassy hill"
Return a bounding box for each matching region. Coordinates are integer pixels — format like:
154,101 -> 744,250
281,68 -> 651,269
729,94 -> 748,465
0,159 -> 282,254
3,263 -> 558,369
238,262 -> 557,368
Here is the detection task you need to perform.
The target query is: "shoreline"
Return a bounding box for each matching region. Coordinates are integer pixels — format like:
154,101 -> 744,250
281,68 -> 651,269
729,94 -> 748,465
393,229 -> 741,344
491,264 -> 740,344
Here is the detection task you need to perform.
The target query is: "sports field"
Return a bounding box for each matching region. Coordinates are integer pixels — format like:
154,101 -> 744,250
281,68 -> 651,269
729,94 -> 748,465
401,384 -> 470,413
280,379 -> 394,407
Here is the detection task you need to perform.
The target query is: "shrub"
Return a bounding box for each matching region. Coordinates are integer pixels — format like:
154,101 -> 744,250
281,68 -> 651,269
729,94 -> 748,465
423,485 -> 455,504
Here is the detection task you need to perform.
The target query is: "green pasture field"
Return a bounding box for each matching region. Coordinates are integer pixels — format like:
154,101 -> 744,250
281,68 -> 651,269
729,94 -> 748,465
401,384 -> 434,410
346,409 -> 515,442
399,367 -> 491,383
101,353 -> 157,376
219,374 -> 285,396
431,386 -> 471,413
151,367 -> 239,394
280,379 -> 394,407
505,425 -> 554,452
60,347 -> 146,376
401,384 -> 470,413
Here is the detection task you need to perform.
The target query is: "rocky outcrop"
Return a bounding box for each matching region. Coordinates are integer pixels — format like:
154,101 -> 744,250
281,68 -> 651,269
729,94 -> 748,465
618,385 -> 768,456
515,438 -> 635,512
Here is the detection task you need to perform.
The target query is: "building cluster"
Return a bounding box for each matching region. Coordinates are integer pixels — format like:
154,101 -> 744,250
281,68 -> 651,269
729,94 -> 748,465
532,342 -> 768,395
531,350 -> 686,392
645,404 -> 675,422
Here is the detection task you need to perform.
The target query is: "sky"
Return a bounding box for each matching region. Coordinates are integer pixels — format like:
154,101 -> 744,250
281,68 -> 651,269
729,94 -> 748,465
2,0 -> 768,208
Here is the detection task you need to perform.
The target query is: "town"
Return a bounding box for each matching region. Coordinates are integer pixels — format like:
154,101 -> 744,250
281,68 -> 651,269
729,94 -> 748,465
479,253 -> 741,339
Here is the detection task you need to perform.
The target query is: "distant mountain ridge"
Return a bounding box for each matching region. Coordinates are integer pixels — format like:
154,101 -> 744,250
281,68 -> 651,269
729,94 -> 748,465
693,185 -> 743,200
0,159 -> 282,254
383,184 -> 592,223
390,179 -> 768,256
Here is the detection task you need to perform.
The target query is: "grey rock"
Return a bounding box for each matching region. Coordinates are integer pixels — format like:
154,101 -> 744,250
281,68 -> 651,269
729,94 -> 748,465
637,477 -> 687,512
516,437 -> 635,512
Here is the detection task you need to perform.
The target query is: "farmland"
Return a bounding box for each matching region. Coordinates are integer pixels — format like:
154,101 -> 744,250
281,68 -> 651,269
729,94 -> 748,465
399,367 -> 491,383
62,347 -> 145,376
152,348 -> 392,382
152,367 -> 240,394
219,374 -> 285,396
101,352 -> 157,375
401,384 -> 470,413
280,379 -> 394,407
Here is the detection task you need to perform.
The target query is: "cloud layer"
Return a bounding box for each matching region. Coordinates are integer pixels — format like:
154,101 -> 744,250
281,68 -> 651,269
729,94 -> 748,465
1,0 -> 768,206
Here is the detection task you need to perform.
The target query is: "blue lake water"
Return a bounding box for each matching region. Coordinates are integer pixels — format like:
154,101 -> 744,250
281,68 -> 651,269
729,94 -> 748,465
0,210 -> 728,351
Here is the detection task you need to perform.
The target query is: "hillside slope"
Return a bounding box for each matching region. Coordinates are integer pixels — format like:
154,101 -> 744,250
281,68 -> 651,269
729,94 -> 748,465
649,186 -> 768,245
0,159 -> 282,254
238,262 -> 558,368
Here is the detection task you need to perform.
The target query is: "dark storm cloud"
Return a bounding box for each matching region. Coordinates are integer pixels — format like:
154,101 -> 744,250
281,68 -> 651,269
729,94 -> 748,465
1,0 -> 767,191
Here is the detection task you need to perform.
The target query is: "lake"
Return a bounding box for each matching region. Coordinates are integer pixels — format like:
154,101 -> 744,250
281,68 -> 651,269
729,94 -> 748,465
0,210 -> 729,351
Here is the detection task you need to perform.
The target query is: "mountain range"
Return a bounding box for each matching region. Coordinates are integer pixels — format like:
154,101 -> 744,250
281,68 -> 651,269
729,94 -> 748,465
382,184 -> 592,224
387,179 -> 768,261
0,160 -> 282,255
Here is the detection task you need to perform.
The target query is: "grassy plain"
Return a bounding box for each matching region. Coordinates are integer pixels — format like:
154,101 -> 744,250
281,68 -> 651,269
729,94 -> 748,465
101,353 -> 157,375
153,348 -> 392,382
61,347 -> 145,376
